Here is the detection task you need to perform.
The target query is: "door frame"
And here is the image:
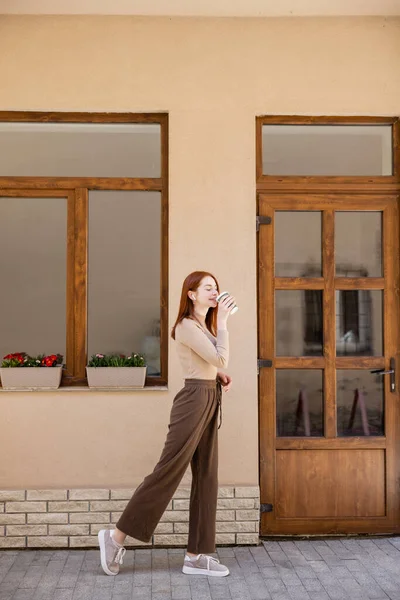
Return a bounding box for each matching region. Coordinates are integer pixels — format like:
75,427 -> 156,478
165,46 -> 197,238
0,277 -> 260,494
256,115 -> 400,536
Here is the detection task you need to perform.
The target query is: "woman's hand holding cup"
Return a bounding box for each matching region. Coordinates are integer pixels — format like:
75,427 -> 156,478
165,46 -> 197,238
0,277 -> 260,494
216,292 -> 237,329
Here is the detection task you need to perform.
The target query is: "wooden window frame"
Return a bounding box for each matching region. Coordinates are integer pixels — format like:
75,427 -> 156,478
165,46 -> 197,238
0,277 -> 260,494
0,111 -> 168,387
256,115 -> 400,193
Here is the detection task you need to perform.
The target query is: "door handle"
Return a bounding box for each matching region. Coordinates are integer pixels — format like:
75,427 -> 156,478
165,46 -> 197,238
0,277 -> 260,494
370,357 -> 396,392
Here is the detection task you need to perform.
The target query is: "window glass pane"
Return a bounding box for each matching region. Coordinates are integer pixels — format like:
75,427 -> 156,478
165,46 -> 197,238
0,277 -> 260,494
276,370 -> 324,437
275,211 -> 322,277
0,122 -> 161,177
276,291 -> 323,356
335,211 -> 382,277
262,125 -> 392,175
335,290 -> 382,356
0,196 -> 66,361
337,370 -> 384,437
88,191 -> 161,376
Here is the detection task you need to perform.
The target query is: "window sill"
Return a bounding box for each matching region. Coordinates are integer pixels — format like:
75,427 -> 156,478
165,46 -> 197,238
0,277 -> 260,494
0,386 -> 169,393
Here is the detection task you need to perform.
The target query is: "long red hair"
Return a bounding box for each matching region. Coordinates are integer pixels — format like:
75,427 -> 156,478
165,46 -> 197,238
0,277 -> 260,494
171,271 -> 220,339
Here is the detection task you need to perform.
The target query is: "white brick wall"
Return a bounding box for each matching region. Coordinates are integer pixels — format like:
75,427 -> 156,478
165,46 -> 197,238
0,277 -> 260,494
28,513 -> 69,524
0,514 -> 26,525
0,486 -> 260,548
0,491 -> 26,502
26,490 -> 67,501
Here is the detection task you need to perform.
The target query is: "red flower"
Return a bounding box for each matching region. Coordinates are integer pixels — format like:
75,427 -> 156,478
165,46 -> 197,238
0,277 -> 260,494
3,352 -> 25,363
41,354 -> 59,367
2,352 -> 63,368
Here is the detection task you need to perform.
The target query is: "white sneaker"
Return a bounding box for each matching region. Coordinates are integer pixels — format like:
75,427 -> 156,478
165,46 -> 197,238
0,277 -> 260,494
182,553 -> 229,577
98,529 -> 126,576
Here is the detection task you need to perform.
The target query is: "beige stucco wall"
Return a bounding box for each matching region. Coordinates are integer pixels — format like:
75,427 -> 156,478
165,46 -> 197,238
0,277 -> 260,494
0,15 -> 399,489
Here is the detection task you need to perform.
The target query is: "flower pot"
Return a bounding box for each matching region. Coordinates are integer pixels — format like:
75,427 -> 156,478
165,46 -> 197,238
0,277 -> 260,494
0,366 -> 63,391
86,366 -> 147,389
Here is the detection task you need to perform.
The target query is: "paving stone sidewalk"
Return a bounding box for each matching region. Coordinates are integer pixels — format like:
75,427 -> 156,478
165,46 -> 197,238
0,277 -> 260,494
1,537 -> 400,600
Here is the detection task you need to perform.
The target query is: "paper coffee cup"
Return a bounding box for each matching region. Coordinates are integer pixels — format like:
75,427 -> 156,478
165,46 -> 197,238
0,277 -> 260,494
216,291 -> 238,314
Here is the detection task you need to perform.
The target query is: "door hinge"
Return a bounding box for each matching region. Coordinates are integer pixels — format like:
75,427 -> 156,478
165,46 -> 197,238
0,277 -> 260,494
257,359 -> 273,374
260,503 -> 273,513
256,215 -> 272,232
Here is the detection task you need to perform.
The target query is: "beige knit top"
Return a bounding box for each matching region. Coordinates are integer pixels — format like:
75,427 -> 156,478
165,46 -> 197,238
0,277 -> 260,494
174,317 -> 229,380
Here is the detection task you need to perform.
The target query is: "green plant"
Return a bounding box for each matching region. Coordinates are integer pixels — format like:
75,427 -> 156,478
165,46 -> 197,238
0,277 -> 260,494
1,352 -> 63,368
87,353 -> 146,367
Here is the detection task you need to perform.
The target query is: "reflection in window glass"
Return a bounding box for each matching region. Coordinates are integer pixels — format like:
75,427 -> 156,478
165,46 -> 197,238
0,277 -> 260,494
0,122 -> 161,177
275,211 -> 322,277
337,370 -> 384,437
262,125 -> 392,175
88,191 -> 161,376
0,196 -> 67,360
335,212 -> 382,278
276,370 -> 324,437
276,291 -> 323,357
335,290 -> 382,356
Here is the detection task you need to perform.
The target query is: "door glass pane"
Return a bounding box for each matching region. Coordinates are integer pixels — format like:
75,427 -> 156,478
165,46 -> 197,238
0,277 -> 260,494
275,211 -> 322,277
276,370 -> 324,437
262,125 -> 392,175
336,290 -> 383,356
88,191 -> 161,376
0,122 -> 161,177
337,370 -> 384,437
0,196 -> 66,360
276,291 -> 323,356
335,211 -> 382,277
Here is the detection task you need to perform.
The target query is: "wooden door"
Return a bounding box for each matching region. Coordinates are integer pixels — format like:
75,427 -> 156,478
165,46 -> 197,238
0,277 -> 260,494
258,193 -> 400,535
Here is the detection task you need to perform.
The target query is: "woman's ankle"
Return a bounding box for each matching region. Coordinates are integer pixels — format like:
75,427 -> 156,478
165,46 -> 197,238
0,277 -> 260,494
113,528 -> 126,546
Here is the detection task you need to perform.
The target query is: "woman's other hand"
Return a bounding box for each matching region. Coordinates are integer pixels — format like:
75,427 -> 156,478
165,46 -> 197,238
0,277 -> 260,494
217,372 -> 232,392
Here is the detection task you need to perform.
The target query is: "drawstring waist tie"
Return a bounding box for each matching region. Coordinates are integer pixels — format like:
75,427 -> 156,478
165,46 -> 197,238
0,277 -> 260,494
184,378 -> 223,429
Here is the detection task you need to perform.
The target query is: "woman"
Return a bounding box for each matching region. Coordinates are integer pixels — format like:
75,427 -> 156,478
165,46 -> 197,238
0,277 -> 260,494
98,271 -> 235,577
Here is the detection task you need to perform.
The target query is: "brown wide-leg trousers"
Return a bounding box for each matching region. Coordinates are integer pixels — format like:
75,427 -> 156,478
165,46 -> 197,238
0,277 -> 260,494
116,378 -> 222,554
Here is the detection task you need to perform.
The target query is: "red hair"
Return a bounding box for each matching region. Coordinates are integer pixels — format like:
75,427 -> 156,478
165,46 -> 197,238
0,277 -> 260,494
171,271 -> 220,339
